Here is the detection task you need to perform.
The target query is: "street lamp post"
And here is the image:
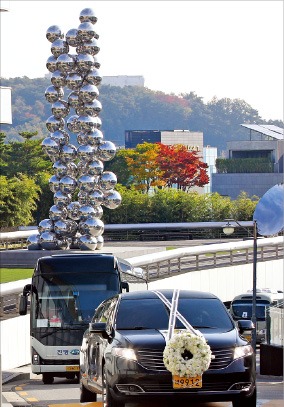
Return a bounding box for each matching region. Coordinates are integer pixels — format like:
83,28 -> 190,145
223,219 -> 258,353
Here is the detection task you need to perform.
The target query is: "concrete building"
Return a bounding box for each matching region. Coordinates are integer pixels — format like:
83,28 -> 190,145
125,129 -> 203,152
212,124 -> 284,199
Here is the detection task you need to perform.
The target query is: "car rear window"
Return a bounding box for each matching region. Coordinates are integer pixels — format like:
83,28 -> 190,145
115,297 -> 234,332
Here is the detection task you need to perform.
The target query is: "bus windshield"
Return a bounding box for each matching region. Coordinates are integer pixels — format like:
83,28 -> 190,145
31,272 -> 120,328
231,299 -> 270,320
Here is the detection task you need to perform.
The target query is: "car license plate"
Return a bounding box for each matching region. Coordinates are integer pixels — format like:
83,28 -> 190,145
172,375 -> 202,389
66,366 -> 79,371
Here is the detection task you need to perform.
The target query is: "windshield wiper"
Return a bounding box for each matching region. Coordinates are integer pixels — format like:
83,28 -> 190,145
119,326 -> 150,330
192,325 -> 217,329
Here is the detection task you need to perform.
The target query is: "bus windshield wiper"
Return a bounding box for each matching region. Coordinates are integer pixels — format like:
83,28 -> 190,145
119,326 -> 150,330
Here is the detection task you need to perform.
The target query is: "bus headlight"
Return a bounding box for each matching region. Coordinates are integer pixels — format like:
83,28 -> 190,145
111,347 -> 137,361
32,348 -> 40,365
233,345 -> 253,359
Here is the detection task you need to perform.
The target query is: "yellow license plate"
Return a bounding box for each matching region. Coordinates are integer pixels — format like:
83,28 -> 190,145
172,375 -> 202,389
66,366 -> 79,371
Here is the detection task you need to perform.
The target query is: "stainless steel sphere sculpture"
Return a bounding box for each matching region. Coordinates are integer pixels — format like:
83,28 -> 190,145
28,8 -> 122,251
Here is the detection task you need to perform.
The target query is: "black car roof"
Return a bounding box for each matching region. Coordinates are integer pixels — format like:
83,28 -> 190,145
119,290 -> 218,300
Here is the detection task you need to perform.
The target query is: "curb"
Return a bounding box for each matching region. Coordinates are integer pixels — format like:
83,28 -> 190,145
2,372 -> 31,385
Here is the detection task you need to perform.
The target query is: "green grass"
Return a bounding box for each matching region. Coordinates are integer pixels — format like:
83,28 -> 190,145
0,268 -> 33,283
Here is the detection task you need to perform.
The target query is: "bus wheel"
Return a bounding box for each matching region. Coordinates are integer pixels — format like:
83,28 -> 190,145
42,373 -> 54,384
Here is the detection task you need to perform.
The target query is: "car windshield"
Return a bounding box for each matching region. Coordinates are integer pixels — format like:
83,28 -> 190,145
231,299 -> 270,320
116,297 -> 234,332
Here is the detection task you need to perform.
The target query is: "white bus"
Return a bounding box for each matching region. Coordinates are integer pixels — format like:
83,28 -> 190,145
230,289 -> 283,343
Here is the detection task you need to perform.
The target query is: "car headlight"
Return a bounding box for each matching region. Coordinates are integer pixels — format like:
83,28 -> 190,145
234,345 -> 253,359
111,347 -> 137,361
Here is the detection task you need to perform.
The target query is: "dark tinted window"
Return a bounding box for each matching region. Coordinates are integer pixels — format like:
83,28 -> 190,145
232,299 -> 270,320
116,297 -> 233,332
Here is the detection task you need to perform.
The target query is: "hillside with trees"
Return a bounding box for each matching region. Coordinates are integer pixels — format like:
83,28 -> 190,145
1,76 -> 282,153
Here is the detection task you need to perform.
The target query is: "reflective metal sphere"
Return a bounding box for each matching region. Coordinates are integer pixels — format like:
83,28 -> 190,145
77,144 -> 96,162
66,72 -> 83,90
59,175 -> 77,194
66,115 -> 81,133
38,219 -> 54,234
51,100 -> 70,119
57,237 -> 70,250
103,190 -> 122,209
99,171 -> 117,191
54,219 -> 73,236
96,235 -> 104,250
86,158 -> 104,176
78,204 -> 97,221
49,175 -> 61,193
96,117 -> 102,129
84,129 -> 103,146
49,204 -> 68,221
65,28 -> 80,47
77,115 -> 98,133
77,174 -> 96,192
78,234 -> 97,251
46,55 -> 58,73
66,219 -> 78,235
77,132 -> 88,145
53,160 -> 68,178
77,38 -> 100,55
93,205 -> 103,219
60,144 -> 78,163
77,191 -> 89,205
93,56 -> 101,69
27,234 -> 41,250
46,115 -> 65,133
41,137 -> 60,155
67,201 -> 81,221
79,8 -> 98,24
78,84 -> 99,103
79,217 -> 104,237
53,190 -> 72,208
51,39 -> 69,58
66,162 -> 77,178
84,68 -> 102,86
46,25 -> 64,43
40,231 -> 60,250
50,70 -> 67,88
88,188 -> 104,207
77,22 -> 96,42
45,85 -> 64,103
76,53 -> 94,73
69,236 -> 80,249
56,53 -> 76,73
81,99 -> 102,116
97,140 -> 116,161
67,91 -> 83,109
50,129 -> 69,146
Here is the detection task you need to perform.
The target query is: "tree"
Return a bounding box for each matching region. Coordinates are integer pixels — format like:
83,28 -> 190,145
104,149 -> 133,186
125,143 -> 164,192
157,143 -> 209,191
0,174 -> 40,227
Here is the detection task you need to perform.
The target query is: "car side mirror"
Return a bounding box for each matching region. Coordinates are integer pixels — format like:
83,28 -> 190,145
237,319 -> 254,333
121,282 -> 129,292
19,295 -> 28,315
89,322 -> 109,339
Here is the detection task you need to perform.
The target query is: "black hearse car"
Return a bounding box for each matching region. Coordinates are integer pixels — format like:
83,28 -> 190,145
80,290 -> 256,407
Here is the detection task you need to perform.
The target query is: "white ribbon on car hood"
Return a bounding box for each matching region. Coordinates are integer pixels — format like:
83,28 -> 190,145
152,289 -> 202,342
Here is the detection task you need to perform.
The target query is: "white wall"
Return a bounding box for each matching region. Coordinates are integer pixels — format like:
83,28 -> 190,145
0,315 -> 30,370
148,259 -> 283,302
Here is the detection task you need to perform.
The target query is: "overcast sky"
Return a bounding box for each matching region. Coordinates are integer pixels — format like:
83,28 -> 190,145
0,0 -> 283,121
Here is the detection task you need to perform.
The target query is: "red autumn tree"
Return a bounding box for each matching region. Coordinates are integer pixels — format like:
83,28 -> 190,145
156,143 -> 209,191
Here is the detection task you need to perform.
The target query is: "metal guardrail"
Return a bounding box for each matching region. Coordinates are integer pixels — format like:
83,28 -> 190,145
0,236 -> 283,318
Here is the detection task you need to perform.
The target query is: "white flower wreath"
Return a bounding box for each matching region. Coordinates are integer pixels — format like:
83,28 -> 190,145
163,330 -> 212,377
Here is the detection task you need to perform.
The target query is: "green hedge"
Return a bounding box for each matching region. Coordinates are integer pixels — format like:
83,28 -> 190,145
216,158 -> 273,173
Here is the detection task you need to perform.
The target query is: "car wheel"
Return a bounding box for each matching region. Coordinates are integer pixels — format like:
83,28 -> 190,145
42,373 -> 54,384
80,381 -> 97,403
232,389 -> 256,407
103,365 -> 125,407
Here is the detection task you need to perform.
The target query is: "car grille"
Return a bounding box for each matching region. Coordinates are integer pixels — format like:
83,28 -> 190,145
136,348 -> 234,371
142,382 -> 232,392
